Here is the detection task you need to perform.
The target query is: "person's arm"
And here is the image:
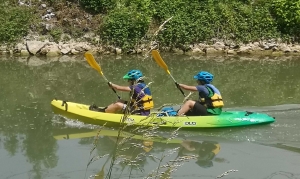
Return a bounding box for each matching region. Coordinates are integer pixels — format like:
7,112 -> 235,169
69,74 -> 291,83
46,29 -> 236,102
178,83 -> 198,91
109,83 -> 131,92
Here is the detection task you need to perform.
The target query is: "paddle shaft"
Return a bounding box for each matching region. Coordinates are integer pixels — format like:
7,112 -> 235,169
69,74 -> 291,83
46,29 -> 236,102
151,50 -> 186,97
169,74 -> 185,97
84,52 -> 121,99
100,73 -> 120,99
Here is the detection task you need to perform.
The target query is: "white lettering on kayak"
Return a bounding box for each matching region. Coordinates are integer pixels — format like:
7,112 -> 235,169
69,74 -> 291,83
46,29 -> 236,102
184,121 -> 197,126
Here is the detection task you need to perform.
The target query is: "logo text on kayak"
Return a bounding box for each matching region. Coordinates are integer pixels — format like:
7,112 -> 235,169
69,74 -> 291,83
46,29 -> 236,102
184,121 -> 196,126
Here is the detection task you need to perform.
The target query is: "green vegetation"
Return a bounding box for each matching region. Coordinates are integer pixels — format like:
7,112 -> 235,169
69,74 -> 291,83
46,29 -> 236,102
270,0 -> 300,39
1,0 -> 300,50
0,2 -> 33,44
79,0 -> 116,14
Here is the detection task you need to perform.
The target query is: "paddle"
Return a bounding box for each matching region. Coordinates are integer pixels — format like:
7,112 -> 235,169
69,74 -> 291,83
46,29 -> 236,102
94,153 -> 111,179
151,50 -> 186,97
84,52 -> 121,99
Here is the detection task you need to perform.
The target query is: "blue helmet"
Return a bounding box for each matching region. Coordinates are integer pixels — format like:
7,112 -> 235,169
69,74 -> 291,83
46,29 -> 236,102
123,70 -> 143,80
193,71 -> 214,84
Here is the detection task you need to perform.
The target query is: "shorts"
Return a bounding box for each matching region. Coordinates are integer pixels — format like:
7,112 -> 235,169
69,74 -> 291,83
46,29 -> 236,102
122,101 -> 150,116
185,101 -> 207,116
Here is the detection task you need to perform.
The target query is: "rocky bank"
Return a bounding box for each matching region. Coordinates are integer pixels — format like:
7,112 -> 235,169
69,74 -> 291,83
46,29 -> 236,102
1,39 -> 300,57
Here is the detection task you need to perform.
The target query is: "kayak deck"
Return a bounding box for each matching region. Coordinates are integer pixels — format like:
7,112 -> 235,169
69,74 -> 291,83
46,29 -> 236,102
51,99 -> 275,128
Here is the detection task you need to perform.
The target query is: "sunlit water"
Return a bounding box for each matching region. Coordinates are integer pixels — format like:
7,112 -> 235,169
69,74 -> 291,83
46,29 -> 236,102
1,54 -> 300,179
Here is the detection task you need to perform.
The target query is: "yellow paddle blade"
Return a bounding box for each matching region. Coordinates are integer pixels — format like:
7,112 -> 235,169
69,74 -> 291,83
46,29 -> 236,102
84,52 -> 103,75
151,50 -> 171,75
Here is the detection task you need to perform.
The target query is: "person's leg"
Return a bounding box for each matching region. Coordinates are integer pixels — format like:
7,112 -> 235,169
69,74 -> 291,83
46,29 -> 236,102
104,102 -> 125,113
98,100 -> 126,113
192,101 -> 207,116
177,100 -> 196,116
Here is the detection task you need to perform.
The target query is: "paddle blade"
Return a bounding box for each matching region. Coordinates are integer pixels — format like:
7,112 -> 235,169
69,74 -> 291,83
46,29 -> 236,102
84,52 -> 102,74
151,50 -> 170,74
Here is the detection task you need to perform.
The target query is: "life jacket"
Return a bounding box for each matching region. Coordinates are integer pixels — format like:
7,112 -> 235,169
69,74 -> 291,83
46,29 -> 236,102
130,83 -> 154,110
199,84 -> 224,108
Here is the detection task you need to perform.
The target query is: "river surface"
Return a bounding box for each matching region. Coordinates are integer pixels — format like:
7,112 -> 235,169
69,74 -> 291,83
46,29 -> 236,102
1,54 -> 300,179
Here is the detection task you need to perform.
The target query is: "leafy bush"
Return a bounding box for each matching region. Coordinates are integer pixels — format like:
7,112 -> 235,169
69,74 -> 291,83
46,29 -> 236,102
79,0 -> 116,14
49,28 -> 63,42
100,7 -> 151,50
0,4 -> 32,43
150,0 -> 279,47
270,0 -> 300,37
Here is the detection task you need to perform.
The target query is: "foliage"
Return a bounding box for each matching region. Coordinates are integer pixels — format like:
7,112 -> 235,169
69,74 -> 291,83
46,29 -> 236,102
151,0 -> 279,47
100,7 -> 151,50
3,0 -> 300,49
0,4 -> 32,44
79,0 -> 116,14
49,28 -> 63,42
270,0 -> 300,37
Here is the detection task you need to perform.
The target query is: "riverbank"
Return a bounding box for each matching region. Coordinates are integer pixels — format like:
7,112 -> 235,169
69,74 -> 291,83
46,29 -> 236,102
2,0 -> 300,57
1,39 -> 300,57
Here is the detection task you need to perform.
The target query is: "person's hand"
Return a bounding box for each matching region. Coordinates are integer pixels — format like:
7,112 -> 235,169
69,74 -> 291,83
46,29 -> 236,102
108,82 -> 113,88
175,82 -> 180,89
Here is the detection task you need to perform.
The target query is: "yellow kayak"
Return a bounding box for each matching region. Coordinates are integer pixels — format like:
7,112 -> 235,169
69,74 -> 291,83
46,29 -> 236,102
51,99 -> 275,128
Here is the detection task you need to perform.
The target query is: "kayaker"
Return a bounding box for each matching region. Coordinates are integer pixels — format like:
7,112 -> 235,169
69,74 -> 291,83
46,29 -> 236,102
176,71 -> 224,116
91,69 -> 154,116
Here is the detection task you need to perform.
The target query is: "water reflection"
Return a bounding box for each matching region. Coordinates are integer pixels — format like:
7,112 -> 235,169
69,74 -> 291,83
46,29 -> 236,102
53,128 -> 224,178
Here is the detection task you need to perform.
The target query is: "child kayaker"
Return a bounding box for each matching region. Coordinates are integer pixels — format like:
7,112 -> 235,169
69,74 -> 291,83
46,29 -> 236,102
176,71 -> 224,116
90,69 -> 154,116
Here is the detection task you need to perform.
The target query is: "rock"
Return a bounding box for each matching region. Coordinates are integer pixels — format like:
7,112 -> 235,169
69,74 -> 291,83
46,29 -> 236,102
40,46 -> 50,55
115,48 -> 122,55
279,44 -> 291,53
227,50 -> 236,55
191,47 -> 204,54
26,41 -> 46,55
71,49 -> 79,55
172,48 -> 184,54
136,49 -> 142,54
83,32 -> 95,40
291,45 -> 300,52
74,43 -> 85,52
212,41 -> 225,49
83,44 -> 91,51
204,47 -> 218,54
237,45 -> 251,54
253,42 -> 260,46
61,48 -> 71,55
20,50 -> 30,56
46,45 -> 61,57
0,45 -> 7,51
127,49 -> 136,54
15,43 -> 26,53
45,24 -> 54,31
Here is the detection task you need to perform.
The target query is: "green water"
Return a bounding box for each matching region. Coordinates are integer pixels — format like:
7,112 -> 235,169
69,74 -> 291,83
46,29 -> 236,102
1,54 -> 300,179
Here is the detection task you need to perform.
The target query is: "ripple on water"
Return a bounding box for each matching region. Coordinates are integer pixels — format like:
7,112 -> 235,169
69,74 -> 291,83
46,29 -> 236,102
51,114 -> 99,129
